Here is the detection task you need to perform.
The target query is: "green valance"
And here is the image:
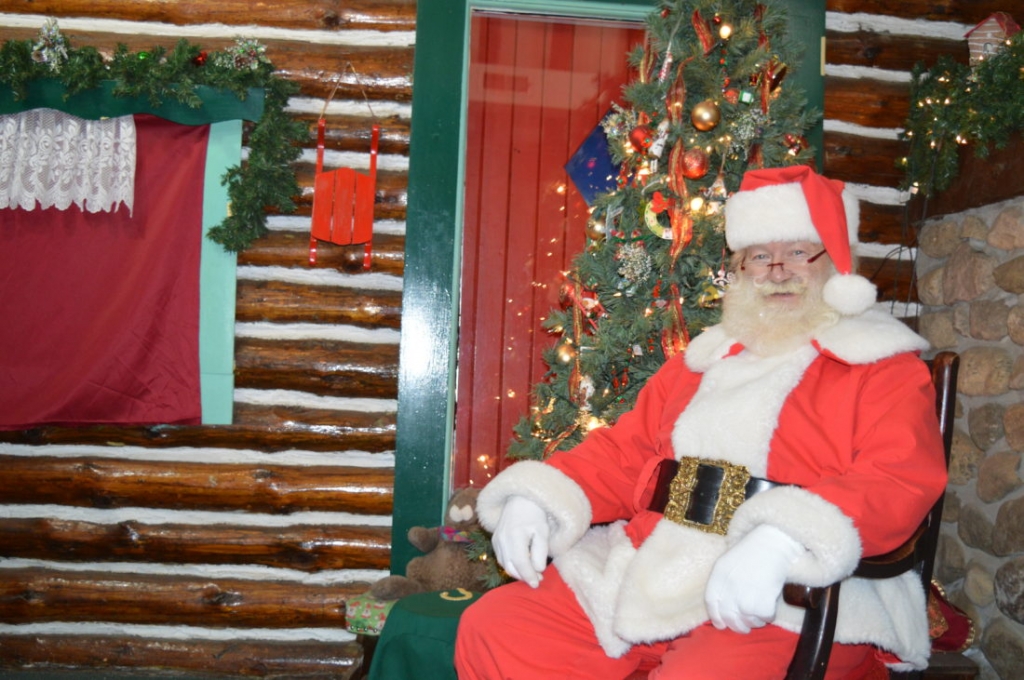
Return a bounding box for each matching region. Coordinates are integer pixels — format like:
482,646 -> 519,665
0,79 -> 264,125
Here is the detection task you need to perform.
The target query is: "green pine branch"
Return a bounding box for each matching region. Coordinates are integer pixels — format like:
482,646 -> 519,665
900,31 -> 1024,197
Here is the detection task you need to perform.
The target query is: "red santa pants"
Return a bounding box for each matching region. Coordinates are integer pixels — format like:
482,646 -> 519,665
454,567 -> 888,680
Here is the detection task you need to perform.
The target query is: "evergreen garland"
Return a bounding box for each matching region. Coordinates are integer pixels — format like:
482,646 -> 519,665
464,529 -> 506,590
0,20 -> 305,252
504,0 -> 818,463
899,30 -> 1024,198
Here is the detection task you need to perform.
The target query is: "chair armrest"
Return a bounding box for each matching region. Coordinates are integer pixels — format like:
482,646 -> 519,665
854,523 -> 927,580
783,582 -> 841,680
783,583 -> 824,609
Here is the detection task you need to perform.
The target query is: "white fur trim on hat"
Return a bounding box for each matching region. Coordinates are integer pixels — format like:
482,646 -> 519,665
724,181 -> 860,252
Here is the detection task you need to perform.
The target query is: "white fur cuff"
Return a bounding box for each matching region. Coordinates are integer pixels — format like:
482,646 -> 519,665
477,460 -> 593,556
729,485 -> 862,586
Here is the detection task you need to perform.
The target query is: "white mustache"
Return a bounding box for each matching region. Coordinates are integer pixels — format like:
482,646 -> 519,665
751,280 -> 807,295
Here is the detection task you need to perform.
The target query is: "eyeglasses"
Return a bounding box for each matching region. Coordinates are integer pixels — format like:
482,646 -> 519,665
741,248 -> 827,273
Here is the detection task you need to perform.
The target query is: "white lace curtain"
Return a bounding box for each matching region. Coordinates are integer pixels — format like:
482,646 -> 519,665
0,108 -> 136,214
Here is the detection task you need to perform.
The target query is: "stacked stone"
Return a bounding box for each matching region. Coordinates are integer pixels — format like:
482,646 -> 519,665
916,198 -> 1024,678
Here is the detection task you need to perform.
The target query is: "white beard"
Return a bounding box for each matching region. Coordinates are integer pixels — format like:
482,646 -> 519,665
720,273 -> 839,356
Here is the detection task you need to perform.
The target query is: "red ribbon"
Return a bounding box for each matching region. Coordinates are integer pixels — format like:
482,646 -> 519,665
692,10 -> 715,55
660,284 -> 690,358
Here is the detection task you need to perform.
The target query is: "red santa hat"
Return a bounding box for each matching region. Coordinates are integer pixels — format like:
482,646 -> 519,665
724,165 -> 877,316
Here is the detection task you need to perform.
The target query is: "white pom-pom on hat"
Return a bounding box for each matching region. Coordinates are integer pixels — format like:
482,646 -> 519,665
724,165 -> 876,316
823,273 -> 877,316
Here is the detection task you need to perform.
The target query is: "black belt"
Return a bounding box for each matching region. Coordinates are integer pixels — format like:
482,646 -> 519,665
648,457 -> 786,535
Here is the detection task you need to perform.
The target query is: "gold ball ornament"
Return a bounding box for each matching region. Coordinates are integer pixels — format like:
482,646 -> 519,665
555,341 -> 577,364
691,99 -> 721,132
585,214 -> 607,241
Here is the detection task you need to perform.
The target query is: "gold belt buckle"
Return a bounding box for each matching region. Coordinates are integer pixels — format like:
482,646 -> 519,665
663,456 -> 751,535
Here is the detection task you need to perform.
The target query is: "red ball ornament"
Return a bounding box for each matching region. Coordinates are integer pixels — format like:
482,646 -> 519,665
723,88 -> 739,105
629,125 -> 655,153
784,133 -> 809,156
193,50 -> 208,66
681,147 -> 710,179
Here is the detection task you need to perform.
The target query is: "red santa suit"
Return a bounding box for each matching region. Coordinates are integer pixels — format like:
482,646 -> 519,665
469,309 -> 946,674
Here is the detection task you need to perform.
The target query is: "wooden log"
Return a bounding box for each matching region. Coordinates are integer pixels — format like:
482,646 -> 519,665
823,131 -> 908,188
0,567 -> 367,627
231,403 -> 396,445
238,230 -> 405,277
861,255 -> 919,304
826,0 -> 1010,25
0,518 -> 391,571
235,280 -> 403,328
0,29 -> 414,103
858,201 -> 907,246
0,634 -> 364,679
825,75 -> 911,130
292,113 -> 411,156
269,41 -> 414,103
852,202 -> 919,304
0,0 -> 416,32
825,30 -> 968,72
235,337 -> 399,399
0,455 -> 394,515
0,407 -> 396,452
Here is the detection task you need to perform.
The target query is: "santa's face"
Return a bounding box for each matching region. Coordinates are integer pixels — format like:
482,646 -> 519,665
739,240 -> 832,308
721,240 -> 838,356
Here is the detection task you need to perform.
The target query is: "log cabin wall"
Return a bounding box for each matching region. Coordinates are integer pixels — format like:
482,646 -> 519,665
0,0 -> 1011,677
0,1 -> 412,677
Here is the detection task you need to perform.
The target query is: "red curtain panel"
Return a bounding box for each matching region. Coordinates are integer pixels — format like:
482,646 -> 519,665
0,114 -> 208,429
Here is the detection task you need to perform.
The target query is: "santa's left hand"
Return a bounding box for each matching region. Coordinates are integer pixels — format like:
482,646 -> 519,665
704,524 -> 804,634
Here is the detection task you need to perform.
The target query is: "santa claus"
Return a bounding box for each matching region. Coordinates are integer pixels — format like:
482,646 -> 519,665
454,166 -> 947,679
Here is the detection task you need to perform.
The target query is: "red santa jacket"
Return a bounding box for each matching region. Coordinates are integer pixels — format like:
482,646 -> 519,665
478,311 -> 947,668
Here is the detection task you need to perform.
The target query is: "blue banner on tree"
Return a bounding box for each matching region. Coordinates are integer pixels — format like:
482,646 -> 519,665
565,117 -> 619,206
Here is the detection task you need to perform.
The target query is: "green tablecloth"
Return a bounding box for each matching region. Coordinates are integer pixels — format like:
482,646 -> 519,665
368,589 -> 481,680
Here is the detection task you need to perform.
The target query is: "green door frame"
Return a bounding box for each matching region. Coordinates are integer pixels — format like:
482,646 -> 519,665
393,0 -> 823,574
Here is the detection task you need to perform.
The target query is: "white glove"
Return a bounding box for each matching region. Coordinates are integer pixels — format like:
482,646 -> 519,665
705,524 -> 805,633
490,495 -> 550,588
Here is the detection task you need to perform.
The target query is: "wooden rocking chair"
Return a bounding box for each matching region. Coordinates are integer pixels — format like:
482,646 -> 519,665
782,351 -> 974,680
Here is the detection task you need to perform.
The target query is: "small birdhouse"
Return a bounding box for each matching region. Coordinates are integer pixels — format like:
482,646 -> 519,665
964,12 -> 1020,66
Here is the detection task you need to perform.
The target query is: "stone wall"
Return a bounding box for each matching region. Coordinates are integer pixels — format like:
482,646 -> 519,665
917,195 -> 1024,680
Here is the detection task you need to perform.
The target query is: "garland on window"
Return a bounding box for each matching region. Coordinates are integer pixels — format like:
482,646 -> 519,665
899,30 -> 1024,198
0,20 -> 305,252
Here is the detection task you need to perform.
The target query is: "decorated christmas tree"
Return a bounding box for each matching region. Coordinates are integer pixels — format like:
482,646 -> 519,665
505,0 -> 819,463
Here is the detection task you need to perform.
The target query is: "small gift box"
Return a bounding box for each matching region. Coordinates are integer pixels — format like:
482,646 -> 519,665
344,591 -> 398,636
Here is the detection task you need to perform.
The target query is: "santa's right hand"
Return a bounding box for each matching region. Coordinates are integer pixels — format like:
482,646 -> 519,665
491,495 -> 550,588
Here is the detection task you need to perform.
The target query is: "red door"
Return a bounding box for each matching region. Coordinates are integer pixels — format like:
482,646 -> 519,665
454,12 -> 644,487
